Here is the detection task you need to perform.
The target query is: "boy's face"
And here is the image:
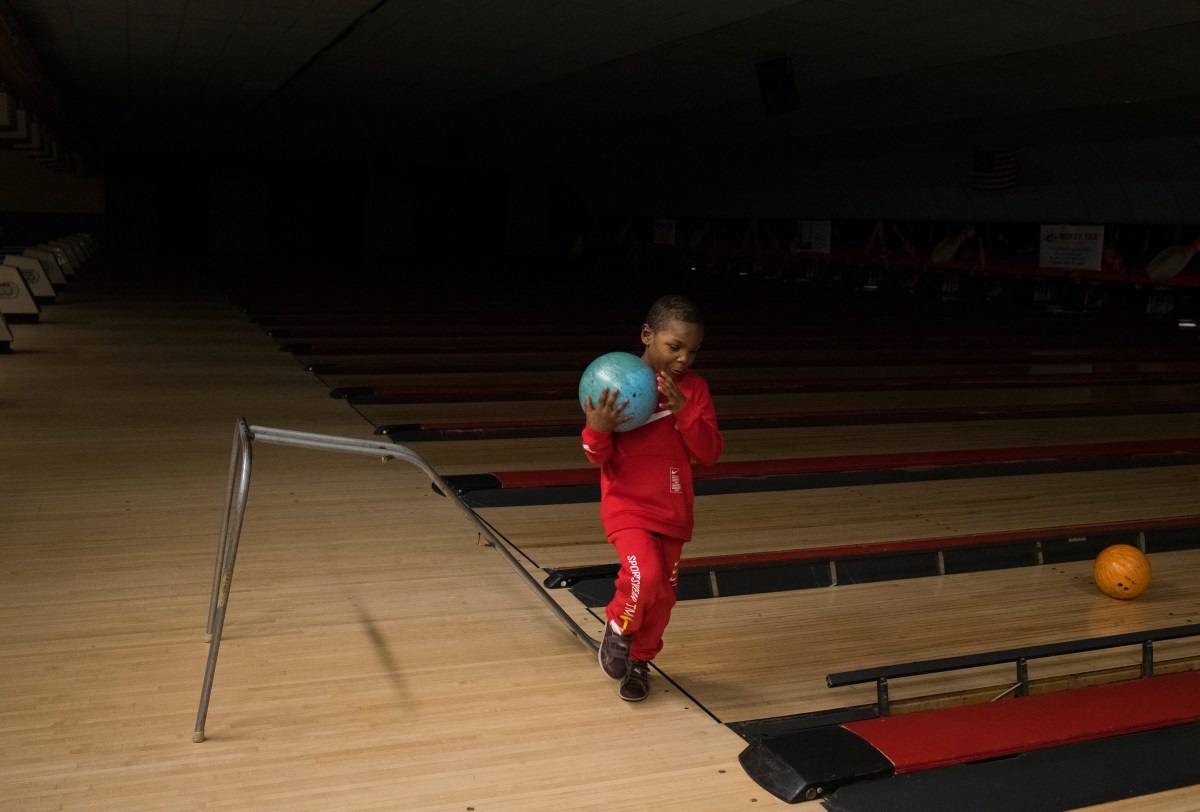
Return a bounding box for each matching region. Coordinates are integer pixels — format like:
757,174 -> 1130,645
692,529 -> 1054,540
641,319 -> 704,377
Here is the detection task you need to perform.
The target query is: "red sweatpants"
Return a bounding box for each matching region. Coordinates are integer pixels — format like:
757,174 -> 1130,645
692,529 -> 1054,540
606,528 -> 686,662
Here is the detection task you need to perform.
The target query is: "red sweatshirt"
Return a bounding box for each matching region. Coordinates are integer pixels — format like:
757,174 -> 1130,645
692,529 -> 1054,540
581,370 -> 723,541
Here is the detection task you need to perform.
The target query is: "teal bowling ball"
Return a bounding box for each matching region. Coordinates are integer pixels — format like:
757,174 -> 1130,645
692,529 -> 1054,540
579,351 -> 658,432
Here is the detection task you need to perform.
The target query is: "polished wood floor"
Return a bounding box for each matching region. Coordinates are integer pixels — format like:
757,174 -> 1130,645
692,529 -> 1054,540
2,258 -> 1198,811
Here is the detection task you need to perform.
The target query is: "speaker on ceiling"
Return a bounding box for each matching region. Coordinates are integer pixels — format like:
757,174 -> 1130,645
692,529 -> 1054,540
755,55 -> 800,115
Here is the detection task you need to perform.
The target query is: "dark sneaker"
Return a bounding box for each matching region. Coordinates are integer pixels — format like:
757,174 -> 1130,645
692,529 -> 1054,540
619,660 -> 651,702
598,620 -> 632,680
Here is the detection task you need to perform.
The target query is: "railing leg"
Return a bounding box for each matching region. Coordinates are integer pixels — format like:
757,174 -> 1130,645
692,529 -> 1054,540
1141,640 -> 1155,678
876,677 -> 890,717
206,418 -> 248,641
194,420 -> 253,743
1015,658 -> 1029,697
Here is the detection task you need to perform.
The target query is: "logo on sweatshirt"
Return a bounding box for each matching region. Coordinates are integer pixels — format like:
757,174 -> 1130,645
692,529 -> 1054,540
670,467 -> 681,493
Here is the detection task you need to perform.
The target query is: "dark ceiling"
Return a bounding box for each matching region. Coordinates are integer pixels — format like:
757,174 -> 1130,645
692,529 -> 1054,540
7,0 -> 1200,168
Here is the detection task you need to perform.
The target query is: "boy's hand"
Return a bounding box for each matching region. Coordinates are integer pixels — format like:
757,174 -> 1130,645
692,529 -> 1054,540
583,387 -> 630,432
658,370 -> 687,413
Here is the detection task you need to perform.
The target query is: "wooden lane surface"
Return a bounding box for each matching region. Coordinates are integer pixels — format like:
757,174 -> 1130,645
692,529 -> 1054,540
1,264 -> 795,811
398,412 -> 1200,475
231,296 -> 1171,333
14,266 -> 1194,809
263,324 -> 1195,354
295,342 -> 1200,374
238,300 -> 1189,339
477,465 -> 1200,570
656,548 -> 1200,724
350,383 -> 1200,433
317,364 -> 1200,398
1082,785 -> 1200,811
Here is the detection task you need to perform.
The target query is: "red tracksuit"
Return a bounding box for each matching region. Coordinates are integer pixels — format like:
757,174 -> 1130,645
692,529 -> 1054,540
581,371 -> 723,662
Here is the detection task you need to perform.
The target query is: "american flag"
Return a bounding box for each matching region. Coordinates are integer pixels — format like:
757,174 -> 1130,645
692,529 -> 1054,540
971,149 -> 1018,190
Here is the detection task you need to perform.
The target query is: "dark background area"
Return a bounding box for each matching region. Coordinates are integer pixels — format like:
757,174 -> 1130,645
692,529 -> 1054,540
2,1 -> 1199,293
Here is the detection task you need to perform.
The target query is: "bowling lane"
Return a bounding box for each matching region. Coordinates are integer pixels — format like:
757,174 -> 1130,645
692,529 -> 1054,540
400,412 -> 1200,475
657,548 -> 1200,724
476,465 -> 1200,570
352,384 -> 1200,440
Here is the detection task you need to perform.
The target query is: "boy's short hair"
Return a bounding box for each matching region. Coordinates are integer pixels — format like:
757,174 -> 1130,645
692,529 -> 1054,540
645,294 -> 703,331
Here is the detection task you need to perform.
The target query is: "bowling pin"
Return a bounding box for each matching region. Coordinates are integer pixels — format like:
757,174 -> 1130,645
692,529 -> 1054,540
1144,238 -> 1200,282
932,225 -> 976,266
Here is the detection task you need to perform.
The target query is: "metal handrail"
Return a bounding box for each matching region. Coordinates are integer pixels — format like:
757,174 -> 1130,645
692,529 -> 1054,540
827,622 -> 1200,716
193,418 -> 598,742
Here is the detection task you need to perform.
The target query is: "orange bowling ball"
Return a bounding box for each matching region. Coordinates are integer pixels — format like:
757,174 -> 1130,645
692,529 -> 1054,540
1093,544 -> 1152,600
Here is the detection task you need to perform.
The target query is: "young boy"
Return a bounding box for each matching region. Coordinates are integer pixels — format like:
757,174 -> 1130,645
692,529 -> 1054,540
580,294 -> 724,701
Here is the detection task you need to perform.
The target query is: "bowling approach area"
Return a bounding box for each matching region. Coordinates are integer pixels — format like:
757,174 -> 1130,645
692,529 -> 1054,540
5,252 -> 1200,811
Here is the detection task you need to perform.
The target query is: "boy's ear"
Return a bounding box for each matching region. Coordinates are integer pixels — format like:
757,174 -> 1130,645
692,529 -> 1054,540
641,324 -> 652,346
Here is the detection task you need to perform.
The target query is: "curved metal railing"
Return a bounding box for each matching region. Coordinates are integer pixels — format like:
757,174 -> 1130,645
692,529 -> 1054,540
194,418 -> 598,742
